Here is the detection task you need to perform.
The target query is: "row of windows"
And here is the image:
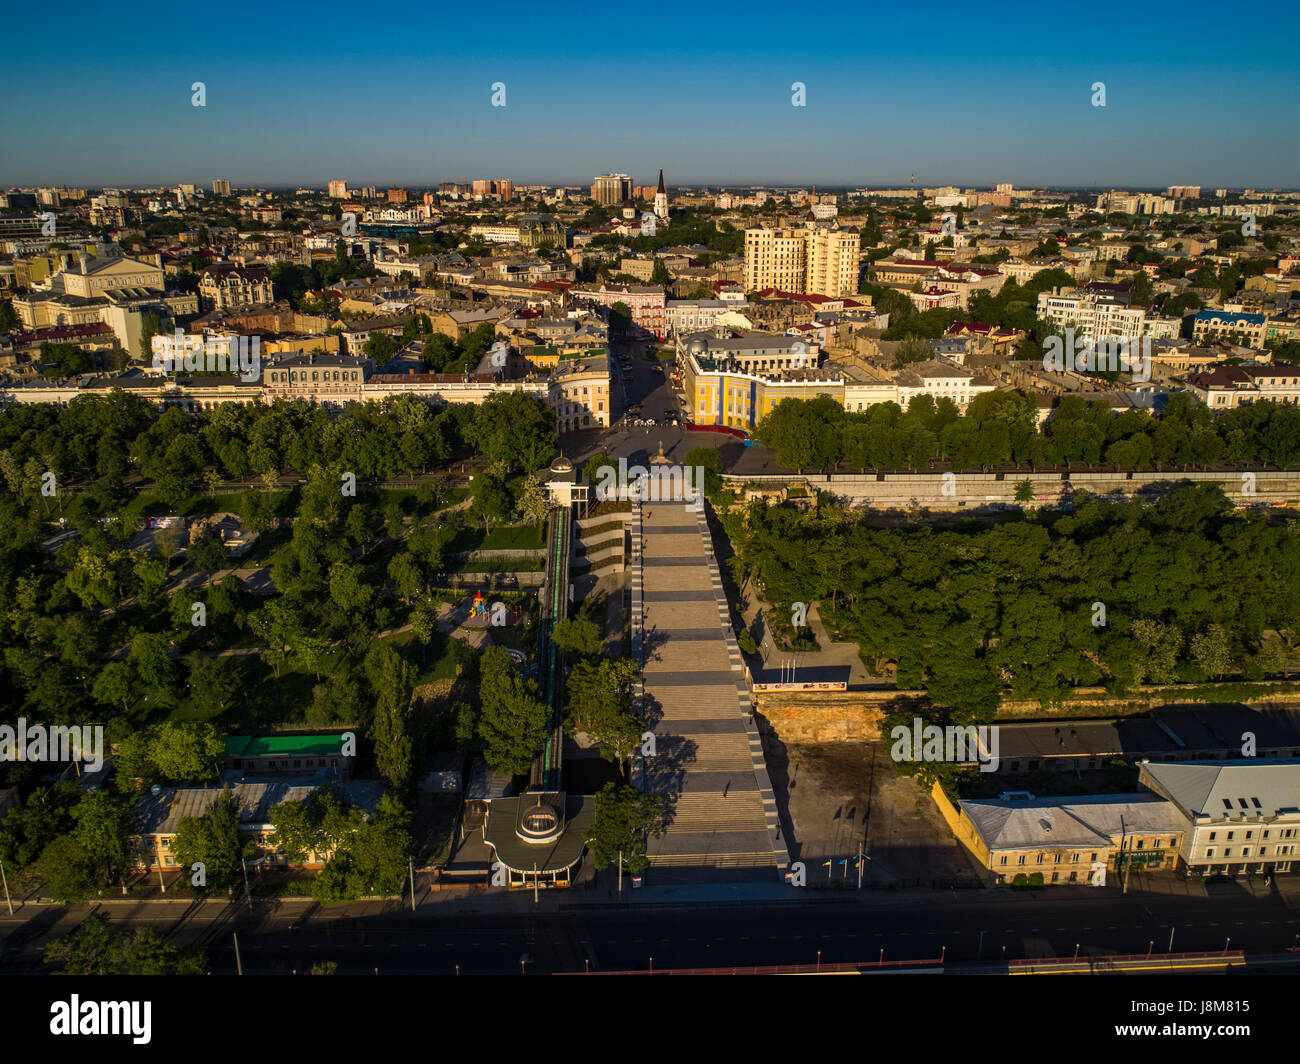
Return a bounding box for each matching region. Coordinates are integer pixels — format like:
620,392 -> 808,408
1204,845 -> 1296,858
267,370 -> 361,383
1206,828 -> 1297,841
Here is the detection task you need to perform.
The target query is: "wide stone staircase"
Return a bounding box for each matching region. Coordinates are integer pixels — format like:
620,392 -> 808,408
635,501 -> 787,874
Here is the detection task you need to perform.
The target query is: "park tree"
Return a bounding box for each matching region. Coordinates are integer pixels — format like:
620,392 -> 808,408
44,912 -> 205,975
564,658 -> 642,775
583,782 -> 664,873
477,645 -> 548,776
171,790 -> 254,897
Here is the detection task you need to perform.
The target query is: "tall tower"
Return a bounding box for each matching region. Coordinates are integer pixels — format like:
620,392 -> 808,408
654,168 -> 669,221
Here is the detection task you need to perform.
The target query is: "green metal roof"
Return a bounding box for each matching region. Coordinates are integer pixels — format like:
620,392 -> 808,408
222,734 -> 347,758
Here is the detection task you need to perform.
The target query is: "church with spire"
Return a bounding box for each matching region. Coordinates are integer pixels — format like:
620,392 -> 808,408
654,168 -> 669,221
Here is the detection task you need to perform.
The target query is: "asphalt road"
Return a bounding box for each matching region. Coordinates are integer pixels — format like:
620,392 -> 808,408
5,884 -> 1298,975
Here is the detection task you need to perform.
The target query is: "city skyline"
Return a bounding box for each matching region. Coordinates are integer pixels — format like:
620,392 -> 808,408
2,0 -> 1297,188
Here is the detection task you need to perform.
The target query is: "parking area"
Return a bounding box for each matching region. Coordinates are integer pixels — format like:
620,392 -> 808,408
764,739 -> 984,885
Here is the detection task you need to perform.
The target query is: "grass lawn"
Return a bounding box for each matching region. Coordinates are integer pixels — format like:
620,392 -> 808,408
447,522 -> 544,553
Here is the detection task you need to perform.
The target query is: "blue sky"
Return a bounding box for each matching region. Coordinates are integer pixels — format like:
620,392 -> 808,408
2,0 -> 1297,189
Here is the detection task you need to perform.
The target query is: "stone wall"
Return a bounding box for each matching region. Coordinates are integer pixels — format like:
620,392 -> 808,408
755,684 -> 1300,744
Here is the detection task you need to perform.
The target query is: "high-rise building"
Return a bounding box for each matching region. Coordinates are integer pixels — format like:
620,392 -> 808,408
591,173 -> 632,206
387,188 -> 408,204
1166,185 -> 1201,200
744,221 -> 860,298
497,179 -> 513,203
212,179 -> 231,196
328,180 -> 348,198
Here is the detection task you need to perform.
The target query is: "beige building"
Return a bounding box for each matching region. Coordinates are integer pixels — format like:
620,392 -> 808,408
552,350 -> 611,433
59,253 -> 165,298
953,792 -> 1187,886
199,263 -> 274,311
744,222 -> 860,298
1140,760 -> 1300,877
591,173 -> 632,206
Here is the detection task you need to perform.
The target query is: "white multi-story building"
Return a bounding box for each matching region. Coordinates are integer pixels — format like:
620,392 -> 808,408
1139,760 -> 1300,877
896,359 -> 994,413
1037,285 -> 1180,340
664,299 -> 752,336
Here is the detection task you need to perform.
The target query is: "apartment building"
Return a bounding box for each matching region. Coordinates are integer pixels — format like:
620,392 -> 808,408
664,299 -> 753,335
591,173 -> 632,206
744,222 -> 860,298
328,180 -> 348,198
1185,363 -> 1300,409
198,263 -> 274,311
571,283 -> 666,339
896,359 -> 994,412
871,257 -> 1005,300
1191,310 -> 1268,348
262,351 -> 371,407
212,179 -> 231,196
1037,285 -> 1181,340
1139,760 -> 1300,876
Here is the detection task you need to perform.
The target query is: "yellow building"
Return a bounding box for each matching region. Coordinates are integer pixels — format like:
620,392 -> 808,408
678,332 -> 844,431
949,791 -> 1187,886
60,253 -> 164,298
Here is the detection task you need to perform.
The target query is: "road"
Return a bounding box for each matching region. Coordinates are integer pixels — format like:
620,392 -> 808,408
4,882 -> 1297,975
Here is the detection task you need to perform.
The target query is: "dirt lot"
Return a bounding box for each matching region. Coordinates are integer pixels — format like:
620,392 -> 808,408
764,738 -> 984,886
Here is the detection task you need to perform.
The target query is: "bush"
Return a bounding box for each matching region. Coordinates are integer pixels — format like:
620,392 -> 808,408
1011,873 -> 1028,888
737,630 -> 757,655
1027,872 -> 1045,887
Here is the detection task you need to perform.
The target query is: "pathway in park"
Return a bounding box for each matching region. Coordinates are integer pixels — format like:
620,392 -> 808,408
636,500 -> 787,876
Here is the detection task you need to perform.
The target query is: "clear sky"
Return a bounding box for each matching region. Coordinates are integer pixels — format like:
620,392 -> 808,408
2,0 -> 1297,190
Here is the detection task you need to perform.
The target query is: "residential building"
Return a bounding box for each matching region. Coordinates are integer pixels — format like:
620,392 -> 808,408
198,263 -> 274,311
1037,285 -> 1181,340
328,179 -> 348,198
1185,363 -> 1300,408
744,222 -> 860,298
896,359 -> 994,412
953,793 -> 1188,886
1192,310 -> 1268,348
571,283 -> 666,339
591,173 -> 632,206
128,780 -> 384,872
1139,759 -> 1300,876
212,179 -> 231,196
664,299 -> 753,335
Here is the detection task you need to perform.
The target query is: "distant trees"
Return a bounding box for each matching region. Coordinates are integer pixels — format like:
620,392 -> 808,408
723,483 -> 1300,711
